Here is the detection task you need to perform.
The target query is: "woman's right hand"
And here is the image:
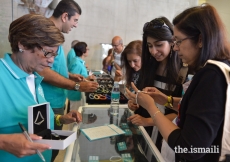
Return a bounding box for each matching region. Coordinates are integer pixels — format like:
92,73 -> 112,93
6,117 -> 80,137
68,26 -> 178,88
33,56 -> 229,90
0,134 -> 50,157
125,82 -> 157,112
143,87 -> 168,105
128,100 -> 139,111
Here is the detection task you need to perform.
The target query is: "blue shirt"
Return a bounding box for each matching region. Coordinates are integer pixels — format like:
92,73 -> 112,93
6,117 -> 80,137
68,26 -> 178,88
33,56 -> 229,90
67,56 -> 88,101
0,53 -> 54,162
41,46 -> 68,108
67,48 -> 75,66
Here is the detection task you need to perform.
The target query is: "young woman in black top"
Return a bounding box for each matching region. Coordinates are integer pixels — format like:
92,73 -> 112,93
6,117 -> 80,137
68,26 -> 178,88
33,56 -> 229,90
127,17 -> 184,151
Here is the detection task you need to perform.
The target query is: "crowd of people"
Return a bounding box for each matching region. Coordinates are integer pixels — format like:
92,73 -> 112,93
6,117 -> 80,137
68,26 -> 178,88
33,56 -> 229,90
0,0 -> 230,162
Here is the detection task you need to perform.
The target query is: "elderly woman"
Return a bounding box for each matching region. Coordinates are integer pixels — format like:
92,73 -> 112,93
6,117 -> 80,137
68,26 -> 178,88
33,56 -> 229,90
0,14 -> 82,162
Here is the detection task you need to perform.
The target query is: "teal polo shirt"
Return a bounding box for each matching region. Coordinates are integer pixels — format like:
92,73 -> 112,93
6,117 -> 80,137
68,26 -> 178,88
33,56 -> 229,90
41,46 -> 68,108
67,48 -> 76,66
67,56 -> 88,101
0,53 -> 54,162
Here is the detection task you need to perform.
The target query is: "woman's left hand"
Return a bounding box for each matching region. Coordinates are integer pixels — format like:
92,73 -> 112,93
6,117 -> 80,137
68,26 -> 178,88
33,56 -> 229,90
60,110 -> 82,124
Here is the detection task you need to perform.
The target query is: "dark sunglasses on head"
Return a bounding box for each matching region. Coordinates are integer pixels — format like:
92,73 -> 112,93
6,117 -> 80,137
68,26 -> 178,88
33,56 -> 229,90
143,18 -> 170,32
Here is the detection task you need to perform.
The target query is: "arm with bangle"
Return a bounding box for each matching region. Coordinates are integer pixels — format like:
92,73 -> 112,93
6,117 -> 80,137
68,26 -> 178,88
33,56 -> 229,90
54,110 -> 82,126
54,115 -> 62,126
163,96 -> 182,112
147,104 -> 179,141
126,82 -> 180,141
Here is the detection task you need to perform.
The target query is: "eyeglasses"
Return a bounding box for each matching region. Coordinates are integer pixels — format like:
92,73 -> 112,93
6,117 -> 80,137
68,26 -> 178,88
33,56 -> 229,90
143,18 -> 170,31
41,48 -> 57,58
112,43 -> 120,48
173,37 -> 194,47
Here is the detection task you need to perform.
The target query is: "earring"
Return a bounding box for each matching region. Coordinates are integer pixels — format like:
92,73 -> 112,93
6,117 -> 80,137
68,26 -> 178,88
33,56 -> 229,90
19,48 -> 24,52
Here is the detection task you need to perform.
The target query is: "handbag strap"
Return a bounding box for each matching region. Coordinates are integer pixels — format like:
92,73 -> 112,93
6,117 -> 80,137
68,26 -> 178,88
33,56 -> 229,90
176,63 -> 188,84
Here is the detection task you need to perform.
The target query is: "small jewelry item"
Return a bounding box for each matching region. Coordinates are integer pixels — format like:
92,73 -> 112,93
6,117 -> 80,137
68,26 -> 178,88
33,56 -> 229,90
51,132 -> 61,140
153,110 -> 161,120
164,95 -> 173,108
55,115 -> 62,126
19,48 -> 24,52
34,111 -> 45,125
135,90 -> 141,104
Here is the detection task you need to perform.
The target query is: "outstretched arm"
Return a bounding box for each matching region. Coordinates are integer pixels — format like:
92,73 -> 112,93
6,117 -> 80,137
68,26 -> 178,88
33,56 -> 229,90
59,110 -> 82,124
38,67 -> 76,90
0,134 -> 50,157
38,67 -> 98,92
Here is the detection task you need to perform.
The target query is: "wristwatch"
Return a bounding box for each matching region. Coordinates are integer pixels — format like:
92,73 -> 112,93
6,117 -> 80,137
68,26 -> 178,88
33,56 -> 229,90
74,82 -> 80,91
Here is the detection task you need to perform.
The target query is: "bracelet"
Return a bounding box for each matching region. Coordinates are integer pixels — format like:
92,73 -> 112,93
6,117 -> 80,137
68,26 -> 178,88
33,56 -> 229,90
135,90 -> 140,104
164,95 -> 173,108
55,115 -> 62,126
153,110 -> 161,120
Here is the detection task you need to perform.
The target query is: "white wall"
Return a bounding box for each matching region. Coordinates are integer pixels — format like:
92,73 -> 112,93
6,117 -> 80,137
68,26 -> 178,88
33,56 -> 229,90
205,0 -> 230,40
0,0 -> 198,70
64,0 -> 198,70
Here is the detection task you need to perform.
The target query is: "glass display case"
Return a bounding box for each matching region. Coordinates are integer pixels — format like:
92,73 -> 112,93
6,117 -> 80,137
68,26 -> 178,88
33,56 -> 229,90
63,105 -> 164,162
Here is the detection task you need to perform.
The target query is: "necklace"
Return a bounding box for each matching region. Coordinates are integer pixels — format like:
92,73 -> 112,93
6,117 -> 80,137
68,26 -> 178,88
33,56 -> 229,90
34,111 -> 45,125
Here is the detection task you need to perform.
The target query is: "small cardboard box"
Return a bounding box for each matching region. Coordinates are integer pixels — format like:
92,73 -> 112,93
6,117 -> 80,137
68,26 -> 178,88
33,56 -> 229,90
28,102 -> 76,150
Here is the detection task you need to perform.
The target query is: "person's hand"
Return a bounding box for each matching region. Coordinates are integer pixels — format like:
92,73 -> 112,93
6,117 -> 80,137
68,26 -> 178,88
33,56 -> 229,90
69,73 -> 84,82
87,75 -> 96,81
128,100 -> 139,111
125,82 -> 156,111
114,62 -> 121,70
115,70 -> 122,77
60,110 -> 82,124
127,114 -> 154,126
114,69 -> 122,81
79,81 -> 99,92
143,87 -> 167,105
1,134 -> 50,157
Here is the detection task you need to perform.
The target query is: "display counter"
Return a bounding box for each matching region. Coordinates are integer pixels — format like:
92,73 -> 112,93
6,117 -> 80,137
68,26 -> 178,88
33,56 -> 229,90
63,105 -> 164,162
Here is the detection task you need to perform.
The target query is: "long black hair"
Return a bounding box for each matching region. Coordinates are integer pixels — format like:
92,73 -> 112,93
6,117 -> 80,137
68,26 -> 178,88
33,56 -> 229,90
138,17 -> 182,92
